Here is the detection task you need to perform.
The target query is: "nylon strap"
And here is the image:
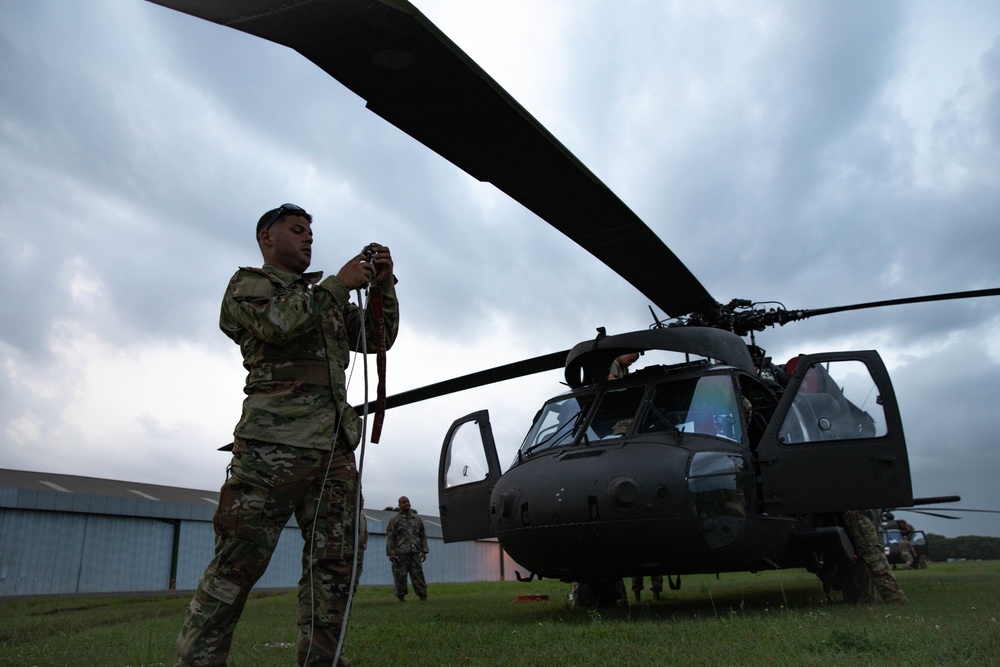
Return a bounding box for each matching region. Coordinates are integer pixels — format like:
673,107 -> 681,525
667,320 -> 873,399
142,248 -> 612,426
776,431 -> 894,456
369,284 -> 387,443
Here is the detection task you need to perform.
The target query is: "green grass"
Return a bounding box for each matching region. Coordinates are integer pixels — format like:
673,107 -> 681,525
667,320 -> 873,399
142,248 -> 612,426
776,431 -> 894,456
1,561 -> 997,666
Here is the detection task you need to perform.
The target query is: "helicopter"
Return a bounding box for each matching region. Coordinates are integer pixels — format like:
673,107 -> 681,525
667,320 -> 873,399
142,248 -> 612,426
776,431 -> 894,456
139,0 -> 1000,604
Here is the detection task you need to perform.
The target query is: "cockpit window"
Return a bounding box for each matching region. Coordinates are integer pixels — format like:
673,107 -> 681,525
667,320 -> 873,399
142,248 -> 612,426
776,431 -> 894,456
639,375 -> 744,443
581,385 -> 647,442
518,394 -> 594,457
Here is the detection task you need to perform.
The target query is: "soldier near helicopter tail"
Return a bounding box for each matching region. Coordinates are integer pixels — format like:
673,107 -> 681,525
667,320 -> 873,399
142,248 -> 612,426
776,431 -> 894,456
386,496 -> 430,601
842,509 -> 909,605
174,203 -> 399,667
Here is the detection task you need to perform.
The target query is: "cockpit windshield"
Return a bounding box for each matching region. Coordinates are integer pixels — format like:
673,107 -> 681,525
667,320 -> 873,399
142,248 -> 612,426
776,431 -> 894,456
638,374 -> 744,443
518,393 -> 595,457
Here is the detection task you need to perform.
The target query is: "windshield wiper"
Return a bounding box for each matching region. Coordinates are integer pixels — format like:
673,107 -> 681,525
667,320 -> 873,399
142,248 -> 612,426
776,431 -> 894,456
523,411 -> 582,457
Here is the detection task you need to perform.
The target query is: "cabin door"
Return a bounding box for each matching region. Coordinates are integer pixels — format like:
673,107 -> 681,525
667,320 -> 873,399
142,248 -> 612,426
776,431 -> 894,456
437,410 -> 502,542
757,352 -> 912,514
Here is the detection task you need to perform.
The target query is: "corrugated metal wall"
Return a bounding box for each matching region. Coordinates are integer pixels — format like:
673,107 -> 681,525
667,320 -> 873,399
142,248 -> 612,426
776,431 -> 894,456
1,506 -> 525,596
0,509 -> 174,595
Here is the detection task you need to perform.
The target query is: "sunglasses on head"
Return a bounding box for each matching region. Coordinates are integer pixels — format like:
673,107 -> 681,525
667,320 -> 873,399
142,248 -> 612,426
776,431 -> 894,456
261,203 -> 308,233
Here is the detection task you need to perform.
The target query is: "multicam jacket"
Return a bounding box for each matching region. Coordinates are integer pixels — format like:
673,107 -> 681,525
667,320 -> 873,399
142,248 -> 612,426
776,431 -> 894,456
220,263 -> 399,450
385,511 -> 429,556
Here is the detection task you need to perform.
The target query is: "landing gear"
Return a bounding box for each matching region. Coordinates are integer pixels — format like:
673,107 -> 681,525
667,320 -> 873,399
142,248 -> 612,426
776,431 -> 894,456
571,578 -> 626,607
819,566 -> 859,604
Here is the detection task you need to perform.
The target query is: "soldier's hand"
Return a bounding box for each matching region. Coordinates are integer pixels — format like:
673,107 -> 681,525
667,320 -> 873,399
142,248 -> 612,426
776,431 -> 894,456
336,252 -> 377,290
363,242 -> 393,284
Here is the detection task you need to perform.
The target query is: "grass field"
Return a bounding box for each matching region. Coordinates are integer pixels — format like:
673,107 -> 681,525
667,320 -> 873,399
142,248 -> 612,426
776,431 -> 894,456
1,561 -> 997,666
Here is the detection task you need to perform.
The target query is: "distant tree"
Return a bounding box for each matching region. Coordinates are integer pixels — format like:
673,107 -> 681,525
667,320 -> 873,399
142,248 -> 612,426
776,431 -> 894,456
926,534 -> 1000,561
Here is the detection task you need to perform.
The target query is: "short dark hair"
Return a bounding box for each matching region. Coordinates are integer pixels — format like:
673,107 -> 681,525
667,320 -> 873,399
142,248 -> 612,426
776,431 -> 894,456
256,203 -> 312,239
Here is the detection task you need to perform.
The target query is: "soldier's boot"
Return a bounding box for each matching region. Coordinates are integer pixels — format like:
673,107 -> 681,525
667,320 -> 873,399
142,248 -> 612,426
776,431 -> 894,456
865,555 -> 908,605
883,590 -> 909,604
632,591 -> 641,603
397,595 -> 405,602
652,590 -> 660,601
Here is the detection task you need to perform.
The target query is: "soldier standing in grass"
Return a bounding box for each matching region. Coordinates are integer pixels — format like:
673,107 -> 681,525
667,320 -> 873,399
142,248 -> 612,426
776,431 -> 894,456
843,509 -> 909,605
174,203 -> 399,667
386,496 -> 429,601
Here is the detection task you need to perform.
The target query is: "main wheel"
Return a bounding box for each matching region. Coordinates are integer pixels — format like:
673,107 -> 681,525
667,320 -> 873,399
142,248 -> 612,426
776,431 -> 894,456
572,578 -> 624,607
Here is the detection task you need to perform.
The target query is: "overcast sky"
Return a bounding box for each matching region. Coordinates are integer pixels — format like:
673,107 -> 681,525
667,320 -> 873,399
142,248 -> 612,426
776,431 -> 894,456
2,1 -> 998,540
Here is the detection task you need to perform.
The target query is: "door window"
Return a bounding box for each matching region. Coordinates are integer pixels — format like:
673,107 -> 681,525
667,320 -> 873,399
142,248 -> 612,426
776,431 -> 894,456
778,360 -> 888,444
443,419 -> 490,488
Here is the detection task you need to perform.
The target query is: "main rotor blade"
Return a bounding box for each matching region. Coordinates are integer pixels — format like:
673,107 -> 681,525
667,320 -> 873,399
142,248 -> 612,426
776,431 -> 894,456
909,507 -> 1000,514
799,288 -> 1000,319
898,509 -> 961,520
732,287 -> 1000,334
147,0 -> 716,317
353,349 -> 569,413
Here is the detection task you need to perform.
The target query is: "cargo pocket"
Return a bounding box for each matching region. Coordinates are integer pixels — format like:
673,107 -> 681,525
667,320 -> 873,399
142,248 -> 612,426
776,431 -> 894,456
321,476 -> 357,561
205,574 -> 241,605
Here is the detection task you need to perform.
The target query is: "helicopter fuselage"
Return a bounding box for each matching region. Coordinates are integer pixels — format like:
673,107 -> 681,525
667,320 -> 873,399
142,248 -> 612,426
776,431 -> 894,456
492,434 -> 803,580
438,327 -> 913,590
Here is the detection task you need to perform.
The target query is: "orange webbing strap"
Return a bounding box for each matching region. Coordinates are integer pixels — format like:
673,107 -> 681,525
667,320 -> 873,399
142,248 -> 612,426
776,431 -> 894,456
369,284 -> 387,443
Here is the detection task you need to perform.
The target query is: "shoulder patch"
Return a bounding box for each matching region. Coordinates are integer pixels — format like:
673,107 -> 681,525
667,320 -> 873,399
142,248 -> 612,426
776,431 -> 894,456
230,266 -> 277,299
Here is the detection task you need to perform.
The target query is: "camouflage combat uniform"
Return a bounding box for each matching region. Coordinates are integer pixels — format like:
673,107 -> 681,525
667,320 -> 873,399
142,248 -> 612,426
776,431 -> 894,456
631,575 -> 663,601
175,263 -> 398,666
385,509 -> 429,600
842,509 -> 908,605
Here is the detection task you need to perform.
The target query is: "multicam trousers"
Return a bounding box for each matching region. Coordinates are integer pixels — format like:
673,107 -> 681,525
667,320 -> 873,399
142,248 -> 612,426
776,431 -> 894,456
630,576 -> 663,593
842,509 -> 908,605
175,439 -> 365,666
391,552 -> 428,599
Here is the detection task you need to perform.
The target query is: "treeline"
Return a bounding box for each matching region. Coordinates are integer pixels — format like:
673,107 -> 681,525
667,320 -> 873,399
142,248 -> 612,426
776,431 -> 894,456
927,534 -> 1000,561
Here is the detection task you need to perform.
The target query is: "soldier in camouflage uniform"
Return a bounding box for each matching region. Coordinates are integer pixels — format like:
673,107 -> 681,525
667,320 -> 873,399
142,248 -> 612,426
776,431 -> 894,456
842,509 -> 909,605
175,204 -> 399,666
630,575 -> 663,602
385,496 -> 429,601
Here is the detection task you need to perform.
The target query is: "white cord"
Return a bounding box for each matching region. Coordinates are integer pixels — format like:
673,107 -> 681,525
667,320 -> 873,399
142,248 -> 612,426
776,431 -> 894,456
304,284 -> 372,667
333,286 -> 370,665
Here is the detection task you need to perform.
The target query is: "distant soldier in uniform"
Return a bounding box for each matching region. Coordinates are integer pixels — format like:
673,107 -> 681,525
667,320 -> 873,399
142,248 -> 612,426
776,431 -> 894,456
175,203 -> 399,667
631,576 -> 663,602
386,496 -> 429,601
842,509 -> 909,605
896,518 -> 917,569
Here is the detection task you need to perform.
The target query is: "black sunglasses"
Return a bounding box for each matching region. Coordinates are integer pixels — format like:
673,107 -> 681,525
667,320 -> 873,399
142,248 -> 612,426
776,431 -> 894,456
260,203 -> 308,234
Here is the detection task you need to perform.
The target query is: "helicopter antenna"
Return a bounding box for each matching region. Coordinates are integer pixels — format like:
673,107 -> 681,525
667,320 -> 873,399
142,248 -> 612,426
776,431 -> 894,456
648,305 -> 666,329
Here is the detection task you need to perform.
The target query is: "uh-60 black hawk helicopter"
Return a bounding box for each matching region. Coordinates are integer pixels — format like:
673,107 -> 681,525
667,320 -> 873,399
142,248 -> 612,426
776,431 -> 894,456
149,1 -> 999,604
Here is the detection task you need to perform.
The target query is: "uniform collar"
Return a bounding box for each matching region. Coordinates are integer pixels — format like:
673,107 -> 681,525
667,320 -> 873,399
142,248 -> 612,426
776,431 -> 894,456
262,263 -> 324,286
